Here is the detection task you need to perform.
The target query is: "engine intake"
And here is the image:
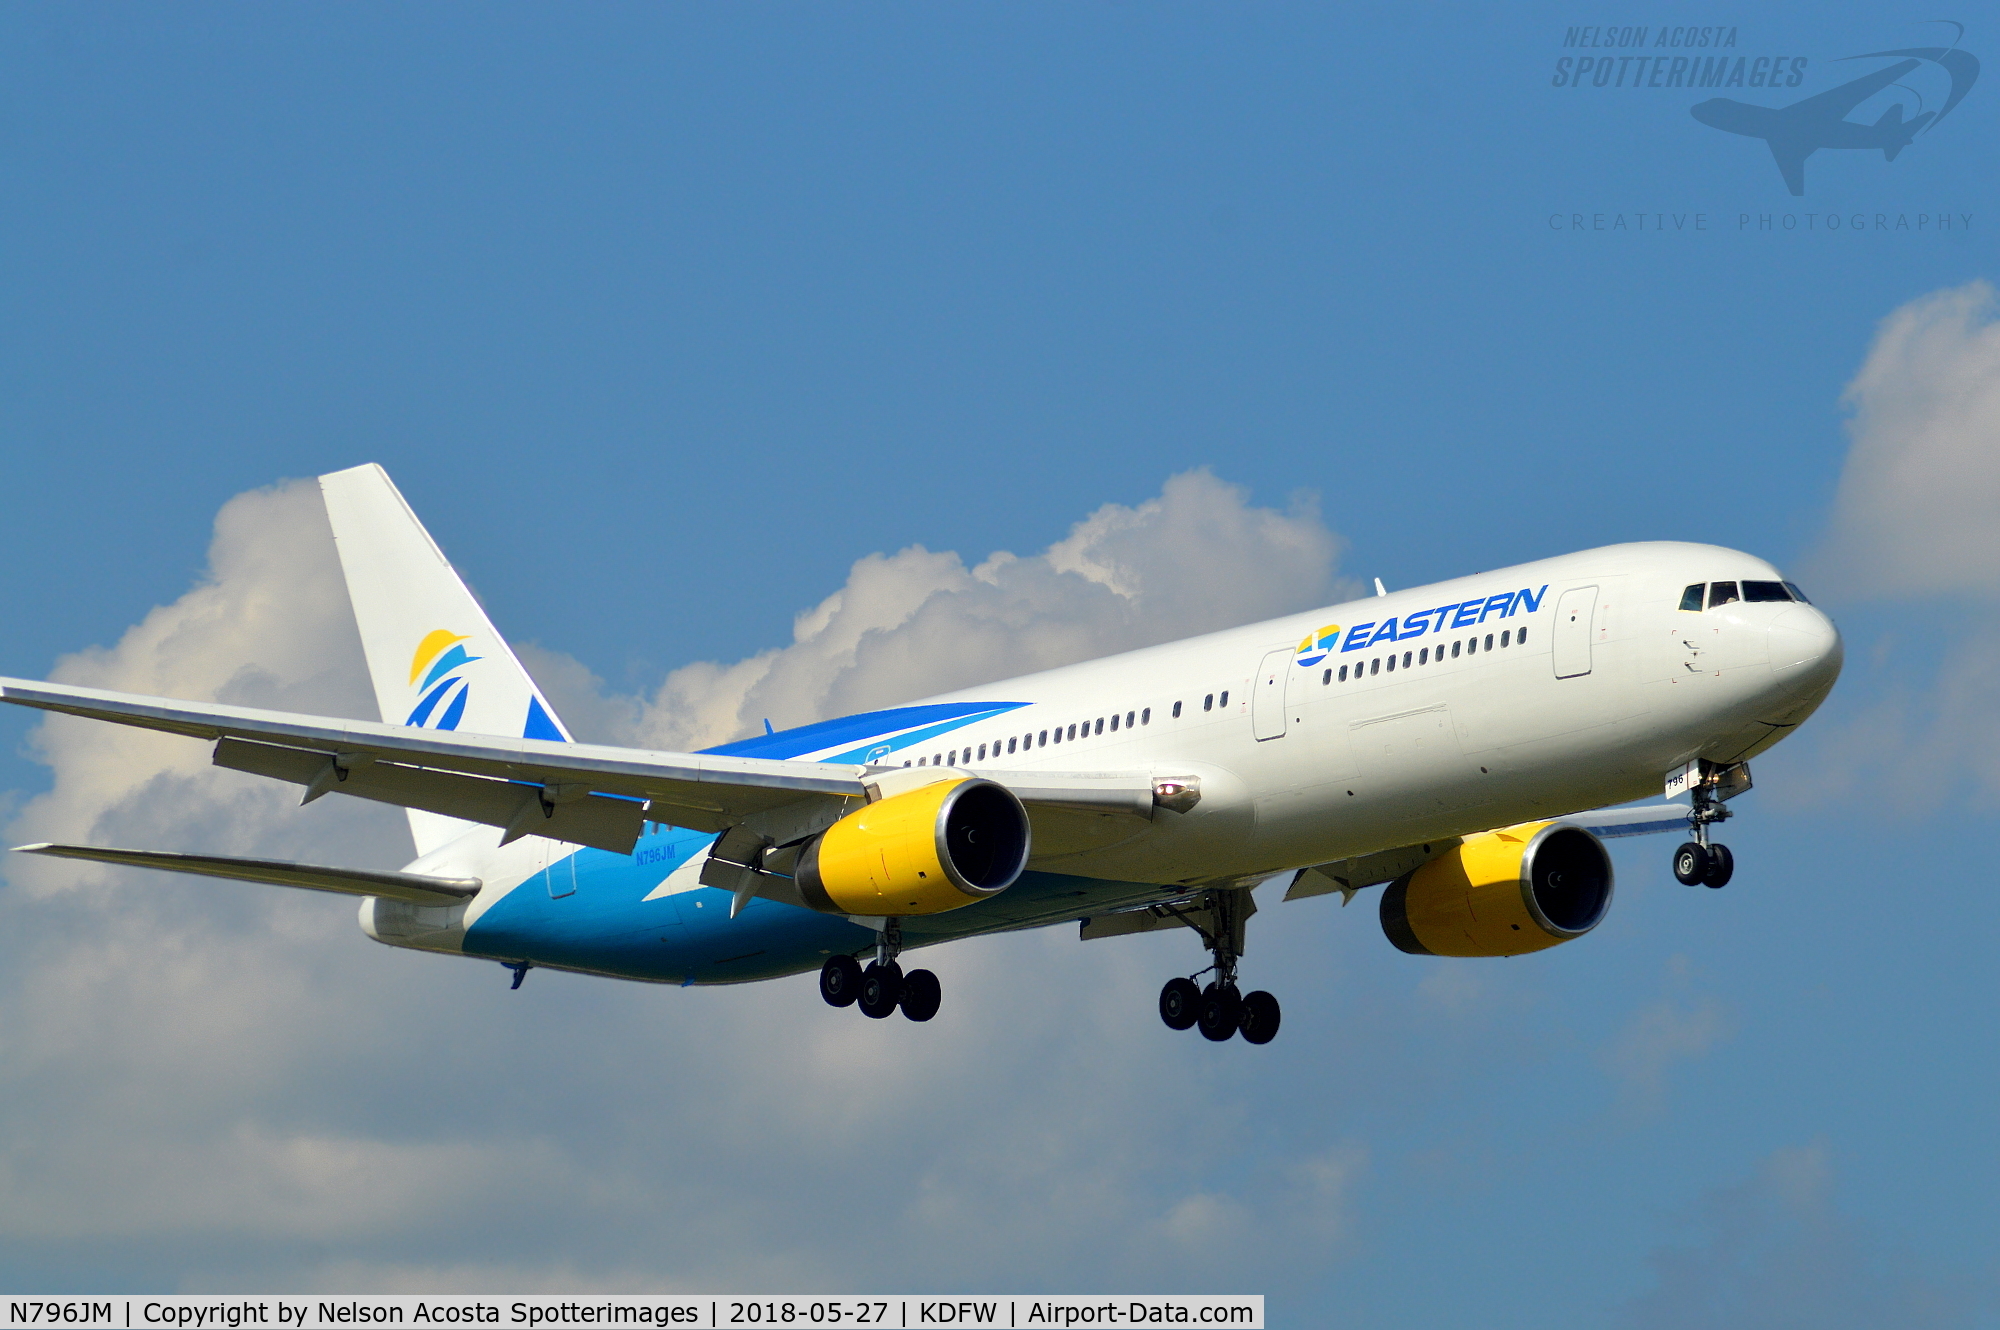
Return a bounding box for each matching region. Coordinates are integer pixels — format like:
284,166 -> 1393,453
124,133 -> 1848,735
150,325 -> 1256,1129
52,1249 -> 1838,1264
1380,821 -> 1613,957
795,778 -> 1030,916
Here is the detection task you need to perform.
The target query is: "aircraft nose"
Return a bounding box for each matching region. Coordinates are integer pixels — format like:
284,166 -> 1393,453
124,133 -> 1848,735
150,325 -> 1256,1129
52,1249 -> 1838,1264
1768,606 -> 1842,691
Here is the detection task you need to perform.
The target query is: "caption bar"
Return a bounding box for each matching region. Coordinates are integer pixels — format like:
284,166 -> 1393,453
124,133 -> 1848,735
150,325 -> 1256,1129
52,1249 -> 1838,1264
2,1299 -> 1262,1330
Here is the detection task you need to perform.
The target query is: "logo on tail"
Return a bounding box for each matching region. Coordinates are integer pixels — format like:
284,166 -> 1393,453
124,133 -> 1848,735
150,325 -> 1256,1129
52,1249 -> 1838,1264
406,629 -> 480,730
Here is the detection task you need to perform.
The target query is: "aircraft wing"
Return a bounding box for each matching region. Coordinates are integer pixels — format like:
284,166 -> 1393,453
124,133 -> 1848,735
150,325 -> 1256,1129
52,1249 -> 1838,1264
0,678 -> 1162,857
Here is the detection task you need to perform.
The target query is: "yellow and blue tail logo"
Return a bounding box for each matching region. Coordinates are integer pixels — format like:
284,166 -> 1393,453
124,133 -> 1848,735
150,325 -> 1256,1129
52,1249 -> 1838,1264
405,630 -> 480,730
1294,624 -> 1340,668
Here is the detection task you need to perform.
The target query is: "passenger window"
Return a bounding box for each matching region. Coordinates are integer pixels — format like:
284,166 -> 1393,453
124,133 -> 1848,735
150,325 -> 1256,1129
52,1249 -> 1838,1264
1127,711 -> 1136,728
948,750 -> 957,766
1204,694 -> 1213,712
1068,724 -> 1077,740
1007,737 -> 1017,754
1484,634 -> 1493,651
1466,637 -> 1476,655
918,756 -> 927,766
1095,718 -> 1104,735
1038,730 -> 1047,746
1783,581 -> 1811,605
1419,647 -> 1428,664
1517,626 -> 1528,645
976,744 -> 985,761
1680,584 -> 1705,612
1452,640 -> 1461,658
1338,664 -> 1348,681
1109,714 -> 1118,732
1386,654 -> 1396,673
1402,651 -> 1412,668
1322,668 -> 1331,685
1142,708 -> 1150,724
1219,691 -> 1229,707
1172,701 -> 1182,718
1743,580 -> 1789,602
1708,581 -> 1739,608
1370,658 -> 1380,676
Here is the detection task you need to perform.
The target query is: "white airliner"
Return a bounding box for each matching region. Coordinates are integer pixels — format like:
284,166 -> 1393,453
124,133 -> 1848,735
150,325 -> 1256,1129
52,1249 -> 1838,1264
3,466 -> 1842,1044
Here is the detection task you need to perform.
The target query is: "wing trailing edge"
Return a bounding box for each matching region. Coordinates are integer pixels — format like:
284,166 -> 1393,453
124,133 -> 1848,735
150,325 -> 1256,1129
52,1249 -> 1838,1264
13,843 -> 481,905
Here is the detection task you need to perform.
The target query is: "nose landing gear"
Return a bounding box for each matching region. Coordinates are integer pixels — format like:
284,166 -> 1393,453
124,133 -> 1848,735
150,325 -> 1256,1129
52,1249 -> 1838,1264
1672,776 -> 1737,888
1152,887 -> 1282,1045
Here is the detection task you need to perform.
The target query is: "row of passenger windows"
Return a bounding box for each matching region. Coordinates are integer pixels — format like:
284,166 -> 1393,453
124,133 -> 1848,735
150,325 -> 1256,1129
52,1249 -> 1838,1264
1680,579 -> 1810,611
900,686 -> 1251,768
906,706 -> 1156,768
1321,626 -> 1526,683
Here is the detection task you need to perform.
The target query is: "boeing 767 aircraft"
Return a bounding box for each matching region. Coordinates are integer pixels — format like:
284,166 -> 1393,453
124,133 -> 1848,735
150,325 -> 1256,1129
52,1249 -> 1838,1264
3,466 -> 1842,1044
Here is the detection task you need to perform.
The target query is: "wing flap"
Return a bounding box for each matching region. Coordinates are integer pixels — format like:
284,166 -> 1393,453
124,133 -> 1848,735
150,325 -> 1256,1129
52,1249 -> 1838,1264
14,843 -> 481,905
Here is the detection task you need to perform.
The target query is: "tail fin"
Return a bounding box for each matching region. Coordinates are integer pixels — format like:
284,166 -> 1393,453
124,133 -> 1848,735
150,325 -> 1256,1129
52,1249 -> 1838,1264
319,464 -> 573,856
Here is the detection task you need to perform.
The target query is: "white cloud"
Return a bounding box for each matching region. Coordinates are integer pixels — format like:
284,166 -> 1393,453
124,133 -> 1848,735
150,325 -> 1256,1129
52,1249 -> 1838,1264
1818,280 -> 2000,601
1598,956 -> 1732,1116
575,469 -> 1348,751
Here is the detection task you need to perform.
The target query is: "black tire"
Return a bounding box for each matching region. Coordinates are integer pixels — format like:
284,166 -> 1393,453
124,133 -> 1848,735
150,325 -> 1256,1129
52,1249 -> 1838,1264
900,968 -> 942,1022
1197,983 -> 1241,1042
1702,843 -> 1734,889
1159,977 -> 1200,1031
1238,990 -> 1281,1045
819,955 -> 863,1008
1672,841 -> 1710,886
858,961 -> 903,1019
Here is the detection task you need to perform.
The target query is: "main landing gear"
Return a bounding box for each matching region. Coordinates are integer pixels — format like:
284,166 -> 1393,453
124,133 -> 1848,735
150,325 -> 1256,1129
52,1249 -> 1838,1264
819,921 -> 941,1023
1672,780 -> 1736,889
1155,887 -> 1281,1045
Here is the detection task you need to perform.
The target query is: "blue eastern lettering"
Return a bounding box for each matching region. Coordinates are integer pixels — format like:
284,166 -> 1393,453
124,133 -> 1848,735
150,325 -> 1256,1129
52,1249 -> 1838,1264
1342,623 -> 1375,651
1400,608 -> 1435,637
1479,592 -> 1515,622
1367,619 -> 1401,646
1516,584 -> 1549,613
1450,599 -> 1483,628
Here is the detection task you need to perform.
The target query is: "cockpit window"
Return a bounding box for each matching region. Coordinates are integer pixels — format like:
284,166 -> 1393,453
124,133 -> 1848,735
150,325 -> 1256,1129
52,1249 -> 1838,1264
1783,581 -> 1811,605
1707,581 -> 1740,608
1679,584 -> 1705,612
1743,580 -> 1790,602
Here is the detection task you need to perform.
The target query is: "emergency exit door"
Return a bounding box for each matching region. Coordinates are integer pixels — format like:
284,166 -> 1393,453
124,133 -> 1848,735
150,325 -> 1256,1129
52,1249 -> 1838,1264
1552,585 -> 1598,679
1253,648 -> 1292,740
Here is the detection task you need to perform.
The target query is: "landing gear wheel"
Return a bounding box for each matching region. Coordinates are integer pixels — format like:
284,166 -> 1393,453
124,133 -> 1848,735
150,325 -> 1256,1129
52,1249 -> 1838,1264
1237,990 -> 1281,1045
1701,843 -> 1734,889
1673,841 -> 1710,886
1159,977 -> 1200,1031
1197,983 -> 1241,1042
819,955 -> 863,1008
858,961 -> 904,1019
899,968 -> 941,1022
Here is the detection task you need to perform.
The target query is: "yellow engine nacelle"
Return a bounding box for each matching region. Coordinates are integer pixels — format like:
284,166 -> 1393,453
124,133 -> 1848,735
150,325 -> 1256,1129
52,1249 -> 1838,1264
794,778 -> 1030,916
1380,821 -> 1613,957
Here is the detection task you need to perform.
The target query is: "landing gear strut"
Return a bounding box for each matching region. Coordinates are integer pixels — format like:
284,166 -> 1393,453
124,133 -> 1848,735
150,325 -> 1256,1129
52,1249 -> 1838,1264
1154,887 -> 1281,1045
1672,779 -> 1736,889
819,918 -> 942,1023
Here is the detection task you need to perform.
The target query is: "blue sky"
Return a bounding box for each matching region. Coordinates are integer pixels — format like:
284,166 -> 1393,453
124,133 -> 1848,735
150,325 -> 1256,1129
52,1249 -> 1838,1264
1,4 -> 1996,1323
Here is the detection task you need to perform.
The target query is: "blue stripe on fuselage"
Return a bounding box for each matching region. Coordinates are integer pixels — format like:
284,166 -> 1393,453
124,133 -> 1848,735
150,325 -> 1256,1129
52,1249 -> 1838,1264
700,701 -> 1027,761
461,824 -> 875,984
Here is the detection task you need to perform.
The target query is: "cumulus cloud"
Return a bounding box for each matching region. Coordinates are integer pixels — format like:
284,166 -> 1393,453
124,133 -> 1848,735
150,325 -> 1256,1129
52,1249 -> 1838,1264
1618,1141 -> 1970,1329
0,470 -> 1365,1291
1817,281 -> 2000,601
561,470 -> 1347,750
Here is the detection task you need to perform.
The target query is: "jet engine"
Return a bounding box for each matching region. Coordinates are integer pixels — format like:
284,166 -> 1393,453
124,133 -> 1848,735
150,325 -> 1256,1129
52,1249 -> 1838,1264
1380,821 -> 1613,957
793,778 -> 1031,916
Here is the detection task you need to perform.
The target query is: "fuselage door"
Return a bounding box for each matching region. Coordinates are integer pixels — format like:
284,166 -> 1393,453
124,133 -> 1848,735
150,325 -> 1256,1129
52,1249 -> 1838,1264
1553,585 -> 1598,679
1253,648 -> 1291,741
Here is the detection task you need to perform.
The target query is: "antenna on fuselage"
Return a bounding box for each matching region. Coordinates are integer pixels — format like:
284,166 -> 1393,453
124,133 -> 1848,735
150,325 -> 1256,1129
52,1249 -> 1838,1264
1374,578 -> 1389,597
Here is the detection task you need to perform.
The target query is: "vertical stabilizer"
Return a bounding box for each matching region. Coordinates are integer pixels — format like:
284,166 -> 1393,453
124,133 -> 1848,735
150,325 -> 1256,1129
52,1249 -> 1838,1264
319,464 -> 573,856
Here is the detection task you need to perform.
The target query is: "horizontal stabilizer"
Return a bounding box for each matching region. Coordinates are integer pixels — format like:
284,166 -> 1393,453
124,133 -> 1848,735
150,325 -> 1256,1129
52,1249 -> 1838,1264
14,843 -> 481,905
